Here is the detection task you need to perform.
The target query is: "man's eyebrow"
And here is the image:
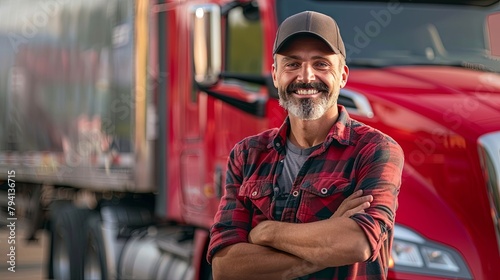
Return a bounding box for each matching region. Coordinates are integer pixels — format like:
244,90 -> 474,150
281,56 -> 299,62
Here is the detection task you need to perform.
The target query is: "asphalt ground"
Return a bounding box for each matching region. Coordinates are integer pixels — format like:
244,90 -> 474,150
0,222 -> 48,280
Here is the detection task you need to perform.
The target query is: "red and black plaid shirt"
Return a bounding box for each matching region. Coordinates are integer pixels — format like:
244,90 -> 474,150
208,105 -> 404,279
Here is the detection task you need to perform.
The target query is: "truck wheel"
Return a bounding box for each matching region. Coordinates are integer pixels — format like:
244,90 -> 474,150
84,214 -> 107,280
48,201 -> 91,280
24,183 -> 44,241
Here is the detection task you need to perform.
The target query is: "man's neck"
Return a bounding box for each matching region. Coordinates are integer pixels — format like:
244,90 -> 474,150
288,108 -> 339,148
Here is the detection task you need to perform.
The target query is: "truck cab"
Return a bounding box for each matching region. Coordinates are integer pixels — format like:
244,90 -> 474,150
187,0 -> 500,279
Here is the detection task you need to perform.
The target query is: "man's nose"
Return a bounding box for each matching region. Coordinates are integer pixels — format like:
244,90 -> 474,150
297,63 -> 315,83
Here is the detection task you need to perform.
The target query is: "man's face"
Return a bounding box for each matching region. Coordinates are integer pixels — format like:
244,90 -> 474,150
272,35 -> 348,120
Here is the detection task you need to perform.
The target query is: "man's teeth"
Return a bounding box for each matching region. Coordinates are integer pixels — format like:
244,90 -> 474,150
296,89 -> 319,95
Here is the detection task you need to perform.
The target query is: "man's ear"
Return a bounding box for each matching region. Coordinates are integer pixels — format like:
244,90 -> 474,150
272,63 -> 278,88
340,64 -> 349,88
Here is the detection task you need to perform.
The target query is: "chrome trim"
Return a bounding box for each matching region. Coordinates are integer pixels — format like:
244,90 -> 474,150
339,89 -> 374,118
478,131 -> 500,254
189,4 -> 222,86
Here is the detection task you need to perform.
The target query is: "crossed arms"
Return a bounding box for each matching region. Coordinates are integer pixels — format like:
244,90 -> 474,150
209,136 -> 404,279
211,190 -> 373,280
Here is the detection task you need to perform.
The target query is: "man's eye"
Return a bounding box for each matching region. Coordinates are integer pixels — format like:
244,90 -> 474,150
285,63 -> 299,68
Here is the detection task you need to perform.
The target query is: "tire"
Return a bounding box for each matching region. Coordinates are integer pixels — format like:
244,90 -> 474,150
24,184 -> 44,241
48,201 -> 92,280
84,214 -> 108,280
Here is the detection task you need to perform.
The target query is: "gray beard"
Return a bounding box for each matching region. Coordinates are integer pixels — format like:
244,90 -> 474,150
279,93 -> 331,120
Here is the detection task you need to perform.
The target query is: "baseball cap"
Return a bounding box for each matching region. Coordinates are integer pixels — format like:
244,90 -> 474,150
273,11 -> 346,58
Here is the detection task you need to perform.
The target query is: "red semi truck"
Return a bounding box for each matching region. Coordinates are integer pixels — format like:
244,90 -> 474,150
0,0 -> 499,279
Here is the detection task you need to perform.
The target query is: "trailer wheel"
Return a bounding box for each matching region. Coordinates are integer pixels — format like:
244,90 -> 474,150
48,201 -> 91,280
24,183 -> 44,241
84,214 -> 107,280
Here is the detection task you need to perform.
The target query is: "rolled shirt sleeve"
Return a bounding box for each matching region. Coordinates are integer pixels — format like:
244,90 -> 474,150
207,146 -> 251,263
350,139 -> 404,262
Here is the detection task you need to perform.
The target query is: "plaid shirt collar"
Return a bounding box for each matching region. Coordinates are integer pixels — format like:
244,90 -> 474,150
271,105 -> 352,153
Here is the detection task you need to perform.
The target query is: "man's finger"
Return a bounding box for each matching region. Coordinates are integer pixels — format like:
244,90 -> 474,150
345,201 -> 370,217
332,193 -> 372,219
341,195 -> 373,209
345,189 -> 363,201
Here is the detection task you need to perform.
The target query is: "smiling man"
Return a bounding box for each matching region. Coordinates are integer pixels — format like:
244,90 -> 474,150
207,11 -> 405,280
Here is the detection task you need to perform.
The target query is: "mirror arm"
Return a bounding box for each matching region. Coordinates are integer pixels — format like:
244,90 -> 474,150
219,72 -> 278,99
219,72 -> 266,84
196,83 -> 266,117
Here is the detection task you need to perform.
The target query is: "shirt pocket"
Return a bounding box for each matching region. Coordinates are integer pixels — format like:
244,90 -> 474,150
297,178 -> 352,222
238,180 -> 274,225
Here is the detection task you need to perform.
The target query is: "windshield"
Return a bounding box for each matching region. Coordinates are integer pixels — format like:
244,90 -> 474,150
276,0 -> 500,72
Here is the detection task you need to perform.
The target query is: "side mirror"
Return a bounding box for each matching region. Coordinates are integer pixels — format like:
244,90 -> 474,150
190,4 -> 222,86
487,12 -> 500,57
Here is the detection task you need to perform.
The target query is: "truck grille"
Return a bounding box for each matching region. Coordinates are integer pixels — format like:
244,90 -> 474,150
478,131 -> 500,254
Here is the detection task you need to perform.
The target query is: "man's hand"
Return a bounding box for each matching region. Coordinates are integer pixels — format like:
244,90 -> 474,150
247,189 -> 373,268
249,190 -> 372,244
332,189 -> 372,218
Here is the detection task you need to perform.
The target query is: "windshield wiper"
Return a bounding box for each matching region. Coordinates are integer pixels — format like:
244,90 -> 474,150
452,61 -> 496,72
348,59 -> 497,73
408,61 -> 496,72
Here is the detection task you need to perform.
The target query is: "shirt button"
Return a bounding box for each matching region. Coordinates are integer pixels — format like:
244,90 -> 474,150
252,191 -> 258,196
320,188 -> 328,195
292,190 -> 299,197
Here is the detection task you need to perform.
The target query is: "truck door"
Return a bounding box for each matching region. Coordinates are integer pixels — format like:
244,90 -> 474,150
180,1 -> 273,225
180,67 -> 208,217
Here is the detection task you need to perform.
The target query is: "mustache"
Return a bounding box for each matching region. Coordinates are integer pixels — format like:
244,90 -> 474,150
286,82 -> 329,92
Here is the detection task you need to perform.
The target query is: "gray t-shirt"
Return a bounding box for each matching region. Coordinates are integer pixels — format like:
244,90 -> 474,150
274,139 -> 321,220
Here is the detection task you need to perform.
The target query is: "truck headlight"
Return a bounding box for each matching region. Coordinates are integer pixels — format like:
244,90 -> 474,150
391,225 -> 472,279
